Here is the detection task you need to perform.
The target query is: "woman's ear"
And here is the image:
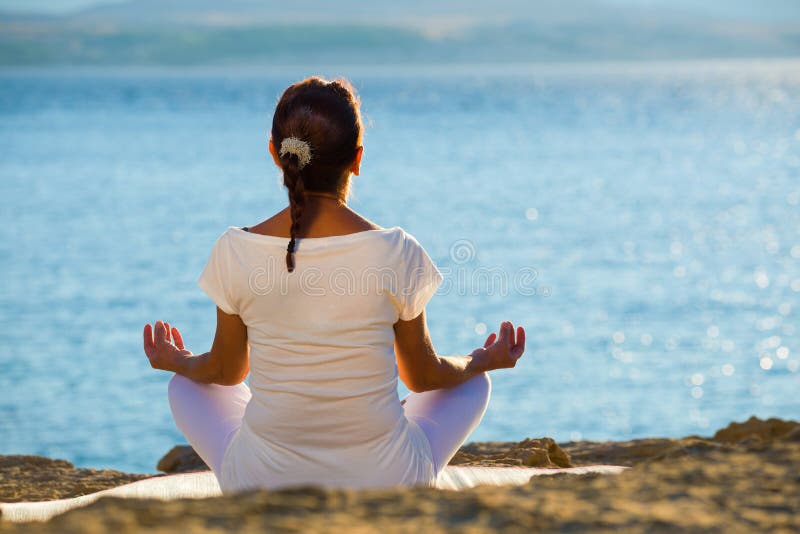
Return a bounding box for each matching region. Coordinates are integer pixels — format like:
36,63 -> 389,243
268,138 -> 282,167
350,146 -> 363,176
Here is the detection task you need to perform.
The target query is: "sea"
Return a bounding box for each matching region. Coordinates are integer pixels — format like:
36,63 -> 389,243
1,59 -> 798,473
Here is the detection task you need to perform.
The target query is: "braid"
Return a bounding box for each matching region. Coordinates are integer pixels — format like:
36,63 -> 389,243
272,76 -> 363,273
284,159 -> 305,273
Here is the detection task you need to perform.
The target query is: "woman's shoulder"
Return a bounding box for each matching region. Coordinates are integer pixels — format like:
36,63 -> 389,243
382,226 -> 429,248
372,227 -> 440,271
367,225 -> 421,248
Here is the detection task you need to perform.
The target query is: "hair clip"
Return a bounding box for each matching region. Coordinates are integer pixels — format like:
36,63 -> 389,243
279,136 -> 313,169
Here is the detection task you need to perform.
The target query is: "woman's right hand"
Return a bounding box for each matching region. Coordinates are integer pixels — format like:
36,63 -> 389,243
471,321 -> 526,372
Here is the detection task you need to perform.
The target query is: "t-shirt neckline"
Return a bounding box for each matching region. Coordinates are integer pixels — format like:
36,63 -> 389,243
227,225 -> 402,247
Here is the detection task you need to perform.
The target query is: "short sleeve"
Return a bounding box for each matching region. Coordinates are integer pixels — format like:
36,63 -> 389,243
197,231 -> 239,316
394,231 -> 443,321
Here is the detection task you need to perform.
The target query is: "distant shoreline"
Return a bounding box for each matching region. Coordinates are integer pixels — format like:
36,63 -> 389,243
1,56 -> 799,78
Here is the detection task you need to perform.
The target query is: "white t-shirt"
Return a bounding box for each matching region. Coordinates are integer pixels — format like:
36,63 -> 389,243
197,225 -> 443,493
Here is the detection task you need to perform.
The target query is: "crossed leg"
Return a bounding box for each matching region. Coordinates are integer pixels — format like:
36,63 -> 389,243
167,373 -> 251,477
401,371 -> 492,473
168,371 -> 491,478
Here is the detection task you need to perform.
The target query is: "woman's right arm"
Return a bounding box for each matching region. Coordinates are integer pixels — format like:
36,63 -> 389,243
393,310 -> 525,392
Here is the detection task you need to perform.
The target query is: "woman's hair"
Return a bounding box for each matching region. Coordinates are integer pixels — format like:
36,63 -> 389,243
271,76 -> 363,273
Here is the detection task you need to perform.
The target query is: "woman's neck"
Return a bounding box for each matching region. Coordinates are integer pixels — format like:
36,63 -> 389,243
304,190 -> 345,204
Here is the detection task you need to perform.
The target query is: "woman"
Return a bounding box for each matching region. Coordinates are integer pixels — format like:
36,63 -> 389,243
142,76 -> 526,493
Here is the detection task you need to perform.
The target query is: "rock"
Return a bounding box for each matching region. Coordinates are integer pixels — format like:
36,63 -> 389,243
562,438 -> 677,467
646,438 -> 735,463
782,427 -> 800,442
0,455 -> 74,471
449,437 -> 572,468
156,446 -> 209,474
0,455 -> 151,503
563,417 -> 800,468
712,416 -> 800,445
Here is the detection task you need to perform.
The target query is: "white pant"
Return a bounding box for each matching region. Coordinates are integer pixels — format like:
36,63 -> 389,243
168,372 -> 491,479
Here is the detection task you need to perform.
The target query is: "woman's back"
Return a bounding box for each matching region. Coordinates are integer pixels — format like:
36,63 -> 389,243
145,75 -> 520,495
198,224 -> 443,491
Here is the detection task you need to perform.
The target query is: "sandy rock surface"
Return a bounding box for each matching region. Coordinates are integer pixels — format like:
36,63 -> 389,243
1,417 -> 797,532
0,456 -> 153,503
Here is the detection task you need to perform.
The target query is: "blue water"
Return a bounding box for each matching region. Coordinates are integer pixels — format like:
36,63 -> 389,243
1,60 -> 799,474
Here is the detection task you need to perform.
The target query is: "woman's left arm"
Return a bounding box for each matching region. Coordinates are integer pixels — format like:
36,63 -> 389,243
143,307 -> 250,386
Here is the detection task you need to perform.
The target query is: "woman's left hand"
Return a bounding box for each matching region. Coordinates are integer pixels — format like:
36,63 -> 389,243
143,320 -> 193,372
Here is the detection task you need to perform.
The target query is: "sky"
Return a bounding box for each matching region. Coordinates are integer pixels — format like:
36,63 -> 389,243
1,0 -> 798,23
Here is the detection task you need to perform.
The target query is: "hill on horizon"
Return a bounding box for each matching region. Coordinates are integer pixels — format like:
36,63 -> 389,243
1,0 -> 799,66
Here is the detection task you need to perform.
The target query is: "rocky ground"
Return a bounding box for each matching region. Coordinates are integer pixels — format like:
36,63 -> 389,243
1,416 -> 798,532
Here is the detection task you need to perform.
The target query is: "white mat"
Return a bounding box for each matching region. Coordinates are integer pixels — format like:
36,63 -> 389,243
0,465 -> 626,523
